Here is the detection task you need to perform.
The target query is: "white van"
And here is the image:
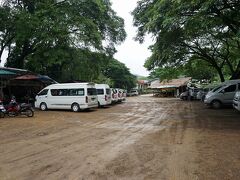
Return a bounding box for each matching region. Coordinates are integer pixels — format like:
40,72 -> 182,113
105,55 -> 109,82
35,83 -> 98,111
122,89 -> 127,101
233,91 -> 240,111
95,84 -> 111,107
128,89 -> 139,96
111,88 -> 118,103
204,80 -> 240,109
115,88 -> 123,102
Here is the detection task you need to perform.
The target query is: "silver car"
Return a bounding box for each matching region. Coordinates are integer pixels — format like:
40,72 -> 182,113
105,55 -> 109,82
233,91 -> 240,111
204,80 -> 240,109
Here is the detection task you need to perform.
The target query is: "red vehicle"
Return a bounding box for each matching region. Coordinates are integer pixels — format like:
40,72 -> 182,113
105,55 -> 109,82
0,98 -> 34,118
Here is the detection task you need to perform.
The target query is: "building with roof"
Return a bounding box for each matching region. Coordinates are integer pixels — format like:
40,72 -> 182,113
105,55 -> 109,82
0,67 -> 57,105
136,80 -> 150,94
149,77 -> 191,97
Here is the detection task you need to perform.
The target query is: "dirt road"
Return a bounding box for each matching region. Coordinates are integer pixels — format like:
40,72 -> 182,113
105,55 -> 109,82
0,95 -> 240,180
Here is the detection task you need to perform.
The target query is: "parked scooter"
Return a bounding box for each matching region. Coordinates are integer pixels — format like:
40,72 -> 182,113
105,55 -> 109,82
0,97 -> 34,118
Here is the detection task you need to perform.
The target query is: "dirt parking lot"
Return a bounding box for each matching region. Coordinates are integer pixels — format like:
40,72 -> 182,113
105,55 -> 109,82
0,95 -> 240,180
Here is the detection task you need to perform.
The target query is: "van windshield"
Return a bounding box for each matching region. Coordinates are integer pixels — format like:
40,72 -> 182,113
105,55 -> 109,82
212,85 -> 223,92
38,89 -> 48,96
87,88 -> 97,96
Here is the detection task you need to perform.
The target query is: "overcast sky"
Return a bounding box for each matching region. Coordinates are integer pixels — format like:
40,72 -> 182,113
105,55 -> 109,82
111,0 -> 153,77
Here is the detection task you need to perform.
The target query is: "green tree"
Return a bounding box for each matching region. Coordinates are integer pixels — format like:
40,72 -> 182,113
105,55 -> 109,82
0,5 -> 15,61
133,0 -> 240,82
149,59 -> 217,81
1,0 -> 126,81
102,59 -> 136,90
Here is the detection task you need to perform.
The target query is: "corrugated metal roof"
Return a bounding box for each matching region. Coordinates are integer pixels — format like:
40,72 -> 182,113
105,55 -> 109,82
150,77 -> 191,89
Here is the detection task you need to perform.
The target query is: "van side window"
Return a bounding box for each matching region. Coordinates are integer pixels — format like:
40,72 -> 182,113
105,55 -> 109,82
224,84 -> 236,93
87,88 -> 97,95
38,89 -> 48,96
69,89 -> 84,96
59,89 -> 69,96
51,89 -> 84,96
51,89 -> 68,96
97,89 -> 104,95
51,89 -> 59,96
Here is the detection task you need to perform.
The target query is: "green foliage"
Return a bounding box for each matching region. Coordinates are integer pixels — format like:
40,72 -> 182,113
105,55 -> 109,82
0,0 -> 126,83
137,76 -> 148,80
183,60 -> 217,80
133,0 -> 240,81
102,59 -> 137,90
149,60 -> 217,81
149,67 -> 181,81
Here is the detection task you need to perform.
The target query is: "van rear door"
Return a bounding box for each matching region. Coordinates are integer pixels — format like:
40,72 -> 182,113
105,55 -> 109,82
87,88 -> 98,105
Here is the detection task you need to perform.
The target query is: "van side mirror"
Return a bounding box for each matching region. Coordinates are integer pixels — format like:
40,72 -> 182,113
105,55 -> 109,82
221,90 -> 225,94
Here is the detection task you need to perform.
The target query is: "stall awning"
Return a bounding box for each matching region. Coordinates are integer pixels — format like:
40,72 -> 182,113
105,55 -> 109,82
0,70 -> 16,75
14,74 -> 57,84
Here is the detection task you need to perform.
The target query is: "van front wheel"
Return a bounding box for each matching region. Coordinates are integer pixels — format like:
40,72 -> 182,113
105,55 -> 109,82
71,103 -> 80,112
212,100 -> 221,109
40,103 -> 47,111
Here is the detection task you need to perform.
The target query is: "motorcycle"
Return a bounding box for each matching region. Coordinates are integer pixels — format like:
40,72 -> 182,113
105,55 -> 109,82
0,100 -> 6,118
0,100 -> 34,118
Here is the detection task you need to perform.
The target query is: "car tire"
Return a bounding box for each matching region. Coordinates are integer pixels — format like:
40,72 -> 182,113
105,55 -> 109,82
71,103 -> 80,112
211,100 -> 222,109
40,103 -> 47,111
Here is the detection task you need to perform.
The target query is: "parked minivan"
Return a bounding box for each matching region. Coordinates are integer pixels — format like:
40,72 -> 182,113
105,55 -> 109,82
115,88 -> 123,102
95,84 -> 111,107
110,88 -> 118,103
35,83 -> 98,111
233,91 -> 240,112
197,88 -> 211,101
128,89 -> 139,96
204,80 -> 240,109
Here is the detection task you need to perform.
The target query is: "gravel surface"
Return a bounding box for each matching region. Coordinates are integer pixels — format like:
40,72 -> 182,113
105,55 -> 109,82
0,95 -> 240,180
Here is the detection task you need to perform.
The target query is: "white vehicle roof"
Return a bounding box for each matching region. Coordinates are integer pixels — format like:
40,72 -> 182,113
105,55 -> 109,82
95,84 -> 110,88
45,83 -> 95,89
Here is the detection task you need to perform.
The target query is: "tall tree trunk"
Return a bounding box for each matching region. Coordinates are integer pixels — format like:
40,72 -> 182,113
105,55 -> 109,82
215,66 -> 225,82
230,60 -> 240,80
0,46 -> 4,63
7,41 -> 33,68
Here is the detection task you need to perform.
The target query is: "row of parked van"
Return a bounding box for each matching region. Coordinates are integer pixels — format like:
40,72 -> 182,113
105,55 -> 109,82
203,80 -> 240,111
34,83 -> 126,112
181,80 -> 240,111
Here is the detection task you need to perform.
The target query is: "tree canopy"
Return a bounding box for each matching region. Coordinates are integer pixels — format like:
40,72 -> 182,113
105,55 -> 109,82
132,0 -> 240,82
102,58 -> 136,90
0,0 -> 129,83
